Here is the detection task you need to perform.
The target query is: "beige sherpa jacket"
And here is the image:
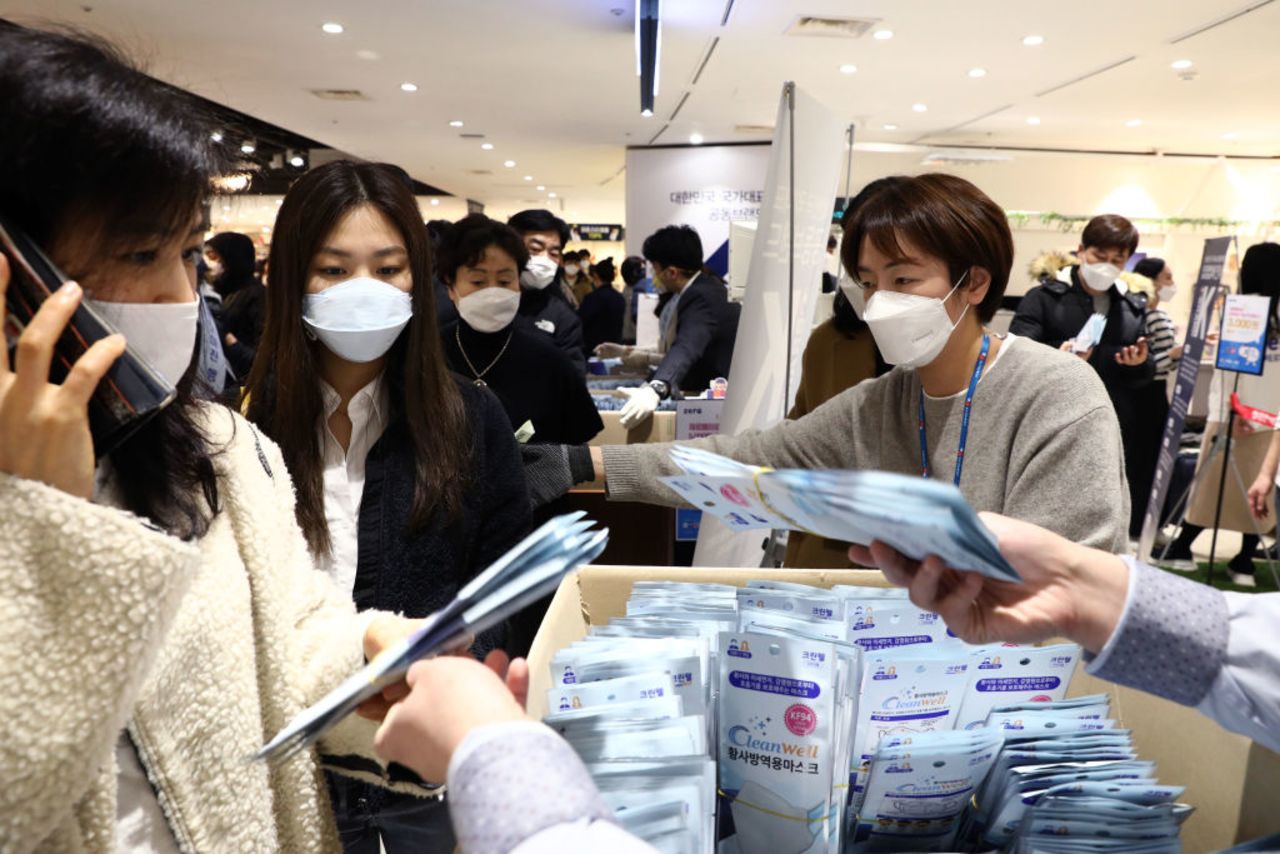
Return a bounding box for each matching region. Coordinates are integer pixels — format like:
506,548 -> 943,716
0,405 -> 389,853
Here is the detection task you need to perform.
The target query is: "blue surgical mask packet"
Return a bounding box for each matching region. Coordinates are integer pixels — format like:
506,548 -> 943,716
954,643 -> 1081,729
718,631 -> 842,854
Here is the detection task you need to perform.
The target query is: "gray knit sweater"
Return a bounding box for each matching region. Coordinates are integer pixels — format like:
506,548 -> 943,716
603,336 -> 1130,552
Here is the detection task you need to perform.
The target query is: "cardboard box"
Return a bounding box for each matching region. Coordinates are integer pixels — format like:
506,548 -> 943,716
573,411 -> 677,491
529,565 -> 1280,854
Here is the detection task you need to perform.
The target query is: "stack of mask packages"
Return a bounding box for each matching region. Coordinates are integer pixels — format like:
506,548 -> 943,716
544,580 -> 1189,854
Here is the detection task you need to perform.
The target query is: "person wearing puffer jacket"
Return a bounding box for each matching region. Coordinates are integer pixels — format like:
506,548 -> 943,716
0,25 -> 425,851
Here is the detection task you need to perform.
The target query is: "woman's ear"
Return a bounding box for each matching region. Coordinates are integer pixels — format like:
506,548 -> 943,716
966,266 -> 992,307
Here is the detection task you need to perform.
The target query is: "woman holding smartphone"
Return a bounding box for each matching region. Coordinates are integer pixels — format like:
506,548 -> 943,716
244,161 -> 532,852
0,25 -> 458,851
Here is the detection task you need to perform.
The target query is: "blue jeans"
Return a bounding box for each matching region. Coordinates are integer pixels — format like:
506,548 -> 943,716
325,772 -> 456,854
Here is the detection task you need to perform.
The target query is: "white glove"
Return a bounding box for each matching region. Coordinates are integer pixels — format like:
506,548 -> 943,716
594,342 -> 630,358
618,385 -> 661,430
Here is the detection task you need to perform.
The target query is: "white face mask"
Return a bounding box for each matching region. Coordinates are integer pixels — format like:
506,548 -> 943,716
1079,261 -> 1121,292
302,276 -> 413,363
838,273 -> 866,318
86,297 -> 199,387
457,286 -> 520,333
862,271 -> 970,367
564,263 -> 581,277
1157,285 -> 1176,303
520,255 -> 559,290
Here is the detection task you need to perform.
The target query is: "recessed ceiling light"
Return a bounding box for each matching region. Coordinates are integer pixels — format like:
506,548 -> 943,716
689,132 -> 704,145
968,67 -> 987,78
1022,34 -> 1044,46
210,131 -> 223,142
503,160 -> 516,168
480,142 -> 494,150
1171,59 -> 1193,70
523,175 -> 533,181
356,49 -> 380,61
1026,116 -> 1041,125
289,155 -> 305,167
430,198 -> 440,205
240,141 -> 256,154
536,184 -> 546,191
839,64 -> 857,75
321,22 -> 344,34
912,103 -> 927,113
882,123 -> 898,130
1125,118 -> 1142,128
448,120 -> 464,127
873,29 -> 893,40
548,192 -> 557,198
1221,131 -> 1238,140
400,82 -> 418,92
641,109 -> 654,117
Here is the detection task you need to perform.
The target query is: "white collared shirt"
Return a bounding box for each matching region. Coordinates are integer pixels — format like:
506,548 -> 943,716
316,374 -> 390,594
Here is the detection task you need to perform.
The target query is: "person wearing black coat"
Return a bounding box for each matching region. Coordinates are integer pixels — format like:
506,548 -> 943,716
1010,214 -> 1154,535
506,208 -> 587,376
205,231 -> 266,380
578,258 -> 626,354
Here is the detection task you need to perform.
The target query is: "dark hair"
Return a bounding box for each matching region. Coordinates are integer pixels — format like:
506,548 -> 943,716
827,235 -> 838,252
841,173 -> 1014,323
245,161 -> 472,555
642,225 -> 703,272
0,24 -> 233,539
436,213 -> 529,283
425,219 -> 454,250
506,208 -> 570,249
206,231 -> 258,297
1132,257 -> 1166,281
621,255 -> 646,286
1081,214 -> 1139,255
1240,242 -> 1280,337
594,258 -> 617,285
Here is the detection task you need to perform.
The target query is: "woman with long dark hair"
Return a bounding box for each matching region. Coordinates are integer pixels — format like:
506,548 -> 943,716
0,24 -> 435,850
205,230 -> 266,378
245,162 -> 532,852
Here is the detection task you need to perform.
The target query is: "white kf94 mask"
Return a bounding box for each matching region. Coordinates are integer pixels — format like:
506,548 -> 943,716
86,297 -> 199,387
862,270 -> 970,367
302,276 -> 413,363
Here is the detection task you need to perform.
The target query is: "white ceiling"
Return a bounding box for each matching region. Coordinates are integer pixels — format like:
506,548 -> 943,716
6,0 -> 1278,221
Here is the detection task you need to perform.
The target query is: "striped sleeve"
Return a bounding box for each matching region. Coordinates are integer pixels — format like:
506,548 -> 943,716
1145,309 -> 1178,377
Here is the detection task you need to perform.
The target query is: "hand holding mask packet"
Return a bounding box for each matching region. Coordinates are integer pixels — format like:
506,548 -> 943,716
0,216 -> 177,457
659,447 -> 1021,583
1072,312 -> 1108,354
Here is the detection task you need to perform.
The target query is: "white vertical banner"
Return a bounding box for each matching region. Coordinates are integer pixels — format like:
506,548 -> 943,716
624,143 -> 770,275
693,82 -> 845,568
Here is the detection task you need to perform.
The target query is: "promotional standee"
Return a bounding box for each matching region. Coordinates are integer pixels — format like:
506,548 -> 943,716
1137,236 -> 1233,560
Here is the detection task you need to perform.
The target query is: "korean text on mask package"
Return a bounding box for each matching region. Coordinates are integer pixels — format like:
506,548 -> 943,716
718,631 -> 841,854
954,643 -> 1081,730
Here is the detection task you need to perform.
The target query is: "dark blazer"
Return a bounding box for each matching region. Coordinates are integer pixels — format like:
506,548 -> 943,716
578,285 -> 626,354
352,377 -> 532,656
654,273 -> 741,394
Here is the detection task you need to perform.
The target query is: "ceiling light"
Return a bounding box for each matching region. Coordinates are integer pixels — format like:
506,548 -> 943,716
240,140 -> 256,154
1125,118 -> 1142,128
356,49 -> 380,61
430,198 -> 440,205
1171,59 -> 1193,70
641,109 -> 654,117
289,154 -> 305,167
636,0 -> 661,114
449,119 -> 464,127
839,64 -> 857,75
873,29 -> 893,40
210,131 -> 223,143
503,160 -> 516,168
968,67 -> 987,78
689,132 -> 704,145
523,175 -> 533,181
480,142 -> 494,150
536,185 -> 546,191
548,192 -> 558,198
1026,116 -> 1041,125
882,123 -> 898,130
1022,34 -> 1044,46
400,82 -> 418,92
321,22 -> 344,34
1222,131 -> 1238,140
912,103 -> 927,113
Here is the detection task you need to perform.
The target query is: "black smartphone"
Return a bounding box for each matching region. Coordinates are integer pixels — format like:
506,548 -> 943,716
0,215 -> 177,458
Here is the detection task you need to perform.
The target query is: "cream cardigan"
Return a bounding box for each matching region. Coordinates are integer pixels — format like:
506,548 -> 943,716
0,406 -> 388,853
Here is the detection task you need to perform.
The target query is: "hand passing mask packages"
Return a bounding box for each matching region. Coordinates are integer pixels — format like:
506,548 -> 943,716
619,384 -> 661,429
659,447 -> 1020,583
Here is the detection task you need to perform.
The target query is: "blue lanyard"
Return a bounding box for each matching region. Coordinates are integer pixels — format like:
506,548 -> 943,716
918,334 -> 990,487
